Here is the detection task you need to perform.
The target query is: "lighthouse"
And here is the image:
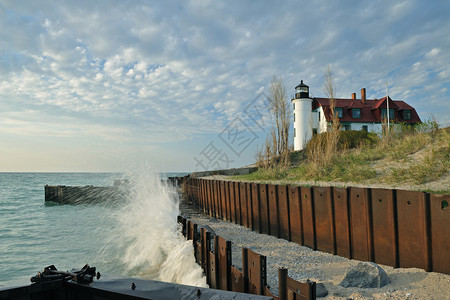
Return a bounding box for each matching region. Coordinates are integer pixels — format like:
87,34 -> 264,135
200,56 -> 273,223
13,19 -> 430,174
292,80 -> 313,151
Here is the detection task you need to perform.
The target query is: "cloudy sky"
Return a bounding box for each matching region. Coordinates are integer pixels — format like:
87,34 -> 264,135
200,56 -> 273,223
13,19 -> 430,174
1,0 -> 449,172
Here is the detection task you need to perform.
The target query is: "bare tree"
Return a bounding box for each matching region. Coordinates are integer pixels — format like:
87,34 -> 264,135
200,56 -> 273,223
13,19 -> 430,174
307,66 -> 341,168
323,66 -> 341,162
255,75 -> 291,168
323,65 -> 339,131
267,75 -> 291,166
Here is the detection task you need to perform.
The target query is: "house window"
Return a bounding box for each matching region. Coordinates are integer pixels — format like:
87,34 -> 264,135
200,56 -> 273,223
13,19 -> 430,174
294,113 -> 295,122
334,107 -> 343,118
294,128 -> 296,137
352,108 -> 361,119
362,125 -> 368,132
318,111 -> 321,121
403,110 -> 411,120
381,108 -> 395,119
343,124 -> 351,131
293,103 -> 295,110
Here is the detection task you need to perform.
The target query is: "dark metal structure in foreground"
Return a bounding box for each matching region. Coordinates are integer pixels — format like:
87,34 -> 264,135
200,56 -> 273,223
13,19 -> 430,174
178,216 -> 317,300
1,273 -> 272,300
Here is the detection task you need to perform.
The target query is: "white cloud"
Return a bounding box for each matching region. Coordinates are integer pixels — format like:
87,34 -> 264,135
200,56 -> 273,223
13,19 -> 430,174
390,1 -> 413,20
426,48 -> 441,57
0,0 -> 449,171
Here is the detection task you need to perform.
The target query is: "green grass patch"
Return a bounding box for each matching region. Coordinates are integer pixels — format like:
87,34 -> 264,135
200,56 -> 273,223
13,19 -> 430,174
231,167 -> 289,182
233,122 -> 448,193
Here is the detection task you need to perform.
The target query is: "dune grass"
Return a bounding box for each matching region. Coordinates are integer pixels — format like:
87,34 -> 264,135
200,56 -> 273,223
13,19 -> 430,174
387,130 -> 449,185
234,122 -> 449,193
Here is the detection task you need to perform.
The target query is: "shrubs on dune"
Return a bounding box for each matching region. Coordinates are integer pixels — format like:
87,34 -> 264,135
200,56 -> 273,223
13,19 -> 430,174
387,127 -> 449,185
338,130 -> 379,149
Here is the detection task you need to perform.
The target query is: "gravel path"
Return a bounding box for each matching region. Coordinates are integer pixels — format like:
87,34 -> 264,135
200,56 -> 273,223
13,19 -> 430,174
180,201 -> 450,300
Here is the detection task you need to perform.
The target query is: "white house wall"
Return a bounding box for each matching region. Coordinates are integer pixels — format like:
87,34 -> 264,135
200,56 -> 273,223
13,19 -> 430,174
314,106 -> 328,134
312,106 -> 383,134
341,122 -> 382,133
311,110 -> 319,130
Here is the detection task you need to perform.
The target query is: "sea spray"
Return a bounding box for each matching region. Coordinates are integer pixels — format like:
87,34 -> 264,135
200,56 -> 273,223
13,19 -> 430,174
100,168 -> 207,287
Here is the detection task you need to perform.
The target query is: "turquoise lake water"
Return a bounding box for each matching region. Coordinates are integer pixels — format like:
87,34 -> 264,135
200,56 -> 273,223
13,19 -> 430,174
0,172 -> 200,286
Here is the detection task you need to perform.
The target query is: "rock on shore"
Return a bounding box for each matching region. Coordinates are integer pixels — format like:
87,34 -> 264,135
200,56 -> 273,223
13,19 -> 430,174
339,262 -> 390,288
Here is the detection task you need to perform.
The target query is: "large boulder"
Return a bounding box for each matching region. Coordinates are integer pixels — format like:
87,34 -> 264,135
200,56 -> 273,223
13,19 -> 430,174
316,283 -> 328,298
339,262 -> 390,288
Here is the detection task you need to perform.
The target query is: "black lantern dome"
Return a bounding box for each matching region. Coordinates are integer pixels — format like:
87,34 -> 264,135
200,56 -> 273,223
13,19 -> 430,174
295,80 -> 309,99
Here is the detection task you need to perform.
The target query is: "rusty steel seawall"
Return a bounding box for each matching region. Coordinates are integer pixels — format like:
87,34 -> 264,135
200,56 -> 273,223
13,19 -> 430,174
183,178 -> 450,275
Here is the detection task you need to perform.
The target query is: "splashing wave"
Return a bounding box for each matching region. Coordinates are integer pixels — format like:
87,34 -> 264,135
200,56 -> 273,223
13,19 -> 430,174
99,167 -> 207,287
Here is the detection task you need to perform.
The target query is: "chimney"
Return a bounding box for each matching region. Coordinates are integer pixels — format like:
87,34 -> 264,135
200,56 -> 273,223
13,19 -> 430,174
361,88 -> 366,104
351,93 -> 356,100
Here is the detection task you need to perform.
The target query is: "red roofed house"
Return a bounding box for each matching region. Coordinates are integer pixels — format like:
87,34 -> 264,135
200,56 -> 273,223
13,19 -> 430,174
292,81 -> 421,151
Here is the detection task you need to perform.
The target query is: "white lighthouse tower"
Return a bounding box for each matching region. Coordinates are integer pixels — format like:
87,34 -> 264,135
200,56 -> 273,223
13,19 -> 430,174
292,80 -> 313,151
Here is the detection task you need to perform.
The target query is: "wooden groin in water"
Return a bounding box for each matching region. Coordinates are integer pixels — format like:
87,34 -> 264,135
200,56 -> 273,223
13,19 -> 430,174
44,177 -> 185,204
44,180 -> 129,204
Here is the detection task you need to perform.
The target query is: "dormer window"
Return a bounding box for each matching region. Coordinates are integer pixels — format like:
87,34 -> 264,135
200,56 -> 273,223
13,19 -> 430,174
403,110 -> 411,120
352,108 -> 361,119
381,108 -> 394,119
334,107 -> 343,118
